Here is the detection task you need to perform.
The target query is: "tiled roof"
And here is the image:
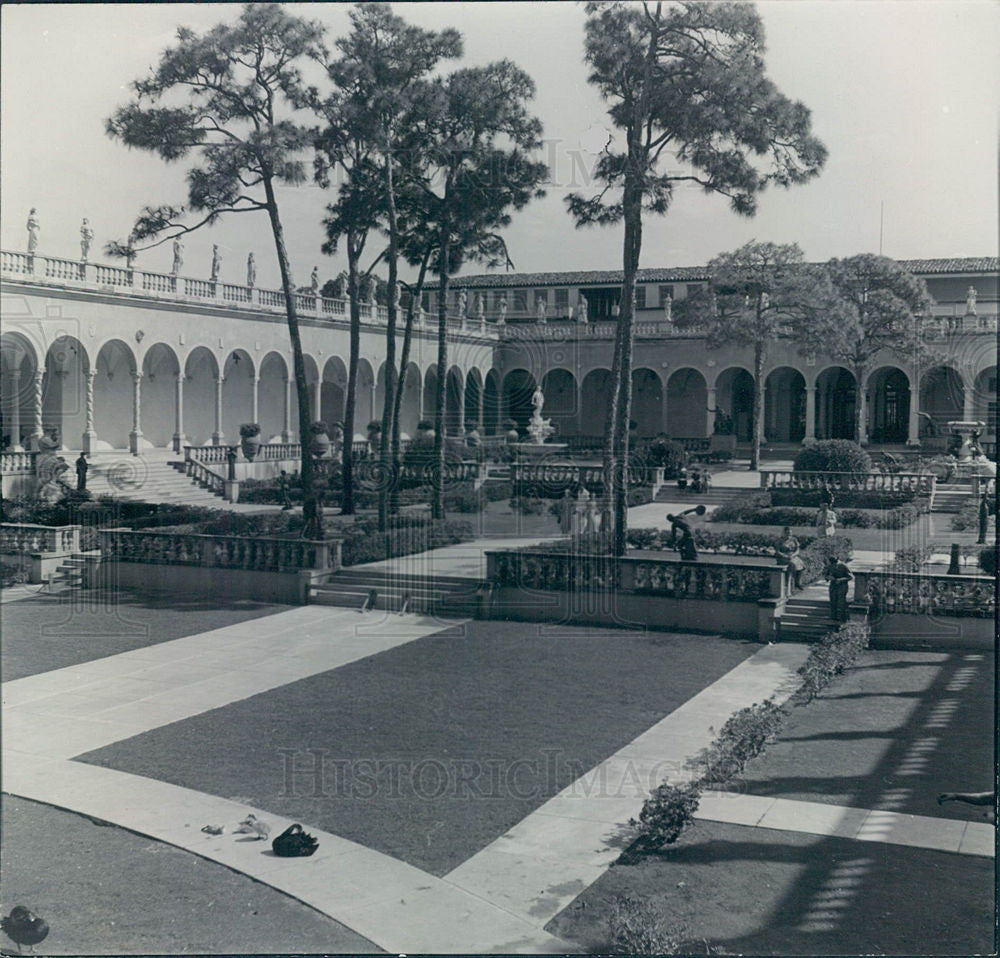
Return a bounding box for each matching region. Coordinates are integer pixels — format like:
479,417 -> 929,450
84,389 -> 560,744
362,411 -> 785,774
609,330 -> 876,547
452,257 -> 998,288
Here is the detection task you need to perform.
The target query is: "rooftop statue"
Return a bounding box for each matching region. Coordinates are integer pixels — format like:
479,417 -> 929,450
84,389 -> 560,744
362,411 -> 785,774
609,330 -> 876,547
26,209 -> 39,253
80,218 -> 94,261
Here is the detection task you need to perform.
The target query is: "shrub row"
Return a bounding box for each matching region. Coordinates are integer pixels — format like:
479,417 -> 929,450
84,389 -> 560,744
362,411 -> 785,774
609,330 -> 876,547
793,439 -> 871,477
770,489 -> 922,509
627,621 -> 871,858
340,517 -> 474,565
889,544 -> 933,572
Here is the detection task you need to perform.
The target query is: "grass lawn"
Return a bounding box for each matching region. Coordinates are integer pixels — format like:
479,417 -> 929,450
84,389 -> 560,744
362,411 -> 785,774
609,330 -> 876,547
739,648 -> 996,821
0,796 -> 379,955
79,621 -> 757,877
546,819 -> 995,955
1,590 -> 290,681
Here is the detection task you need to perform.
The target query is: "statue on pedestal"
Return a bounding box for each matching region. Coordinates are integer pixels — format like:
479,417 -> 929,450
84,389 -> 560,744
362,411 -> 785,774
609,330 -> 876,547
577,296 -> 588,323
310,266 -> 319,294
966,285 -> 978,315
536,298 -> 547,323
26,209 -> 39,253
210,244 -> 222,282
247,252 -> 256,288
475,292 -> 485,319
362,275 -> 377,304
498,297 -> 508,326
457,289 -> 467,317
80,218 -> 94,261
171,239 -> 184,275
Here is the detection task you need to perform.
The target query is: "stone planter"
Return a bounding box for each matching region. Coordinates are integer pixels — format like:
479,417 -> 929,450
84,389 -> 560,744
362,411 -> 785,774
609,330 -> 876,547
311,432 -> 330,459
240,435 -> 262,461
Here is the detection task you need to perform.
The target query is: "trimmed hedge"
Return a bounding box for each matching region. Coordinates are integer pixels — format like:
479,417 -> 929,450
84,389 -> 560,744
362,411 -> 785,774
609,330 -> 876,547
770,488 -> 923,509
714,502 -> 923,530
341,517 -> 474,565
798,535 -> 853,586
793,439 -> 871,477
797,622 -> 871,701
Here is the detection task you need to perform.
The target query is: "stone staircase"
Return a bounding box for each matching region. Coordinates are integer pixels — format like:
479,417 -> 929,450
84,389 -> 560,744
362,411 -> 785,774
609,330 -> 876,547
932,481 -> 977,513
778,586 -> 839,641
309,568 -> 482,616
654,484 -> 747,507
42,555 -> 86,595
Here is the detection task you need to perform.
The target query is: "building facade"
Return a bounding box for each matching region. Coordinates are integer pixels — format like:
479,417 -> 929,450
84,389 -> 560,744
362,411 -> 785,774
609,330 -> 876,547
2,245 -> 996,455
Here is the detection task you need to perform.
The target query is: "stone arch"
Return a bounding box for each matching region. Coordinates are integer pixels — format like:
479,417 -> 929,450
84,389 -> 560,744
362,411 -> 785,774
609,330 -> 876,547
94,338 -> 136,450
483,369 -> 501,435
42,334 -> 91,450
764,366 -> 806,443
714,366 -> 754,442
222,349 -> 256,446
422,364 -> 438,423
321,356 -> 347,431
398,362 -> 422,438
541,367 -> 578,439
297,354 -> 320,437
445,365 -> 465,435
631,367 -> 663,438
356,358 -> 375,438
920,365 -> 964,435
579,368 -> 612,438
464,368 -> 484,434
814,366 -> 856,440
502,368 -> 537,431
666,367 -> 707,438
1,331 -> 40,449
141,343 -> 181,449
866,366 -> 911,445
183,346 -> 220,447
374,362 -> 389,428
259,352 -> 288,442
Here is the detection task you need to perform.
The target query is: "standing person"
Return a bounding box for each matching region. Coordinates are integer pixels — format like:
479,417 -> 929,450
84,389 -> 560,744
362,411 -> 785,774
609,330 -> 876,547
278,470 -> 293,511
776,525 -> 804,591
977,492 -> 989,545
558,488 -> 574,535
816,501 -> 837,538
826,556 -> 854,623
75,452 -> 88,492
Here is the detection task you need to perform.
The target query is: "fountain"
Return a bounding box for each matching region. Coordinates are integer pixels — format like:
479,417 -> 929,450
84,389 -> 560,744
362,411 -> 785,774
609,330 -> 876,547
946,420 -> 996,479
511,386 -> 567,460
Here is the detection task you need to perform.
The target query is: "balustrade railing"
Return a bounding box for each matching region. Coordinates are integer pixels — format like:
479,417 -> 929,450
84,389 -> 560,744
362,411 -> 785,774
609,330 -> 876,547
511,460 -> 649,492
223,283 -> 253,304
1,451 -> 38,475
184,445 -> 229,464
854,568 -> 995,619
141,270 -> 175,293
1,522 -> 80,555
760,470 -> 935,497
98,528 -> 333,571
488,549 -> 783,601
42,255 -> 85,282
184,278 -> 215,298
94,263 -> 132,287
185,457 -> 225,494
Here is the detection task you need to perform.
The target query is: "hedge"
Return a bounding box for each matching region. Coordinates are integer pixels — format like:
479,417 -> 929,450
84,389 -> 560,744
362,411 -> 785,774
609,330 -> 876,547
793,439 -> 872,477
770,488 -> 923,509
980,545 -> 997,576
341,517 -> 474,565
713,502 -> 923,530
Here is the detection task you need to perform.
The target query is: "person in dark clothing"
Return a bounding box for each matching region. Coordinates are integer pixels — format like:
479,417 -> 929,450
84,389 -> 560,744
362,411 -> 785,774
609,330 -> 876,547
75,452 -> 88,491
666,512 -> 699,561
978,493 -> 989,545
278,470 -> 293,511
826,556 -> 853,622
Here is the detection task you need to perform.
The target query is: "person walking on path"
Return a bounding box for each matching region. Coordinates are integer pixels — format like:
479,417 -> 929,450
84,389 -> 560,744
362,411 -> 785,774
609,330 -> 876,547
825,556 -> 853,623
776,525 -> 804,591
278,470 -> 293,511
977,493 -> 990,545
75,452 -> 88,492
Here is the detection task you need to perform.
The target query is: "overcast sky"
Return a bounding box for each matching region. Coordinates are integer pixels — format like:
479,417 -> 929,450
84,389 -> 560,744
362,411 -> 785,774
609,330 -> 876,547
2,2 -> 997,290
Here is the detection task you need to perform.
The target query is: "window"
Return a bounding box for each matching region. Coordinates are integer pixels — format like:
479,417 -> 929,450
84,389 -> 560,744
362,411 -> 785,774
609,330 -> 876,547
513,289 -> 528,312
554,288 -> 569,309
658,284 -> 674,305
635,286 -> 646,310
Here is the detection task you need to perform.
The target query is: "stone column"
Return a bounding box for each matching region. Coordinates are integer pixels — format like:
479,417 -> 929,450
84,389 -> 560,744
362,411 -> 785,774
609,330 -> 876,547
30,370 -> 45,449
283,377 -> 292,443
476,381 -> 485,431
128,372 -> 143,455
7,371 -> 22,450
82,369 -> 98,454
962,377 -> 975,422
311,379 -> 321,423
705,386 -> 717,438
251,376 -> 260,425
804,385 -> 816,441
172,373 -> 186,453
212,377 -> 224,445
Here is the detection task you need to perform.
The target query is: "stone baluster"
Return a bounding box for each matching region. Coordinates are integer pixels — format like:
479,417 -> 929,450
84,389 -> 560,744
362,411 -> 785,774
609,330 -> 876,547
29,370 -> 44,450
129,371 -> 143,454
82,369 -> 98,454
173,373 -> 186,453
213,377 -> 224,445
7,370 -> 22,450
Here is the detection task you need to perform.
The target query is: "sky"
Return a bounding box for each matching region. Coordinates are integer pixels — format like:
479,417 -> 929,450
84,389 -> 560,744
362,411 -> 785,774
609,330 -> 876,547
2,1 -> 997,291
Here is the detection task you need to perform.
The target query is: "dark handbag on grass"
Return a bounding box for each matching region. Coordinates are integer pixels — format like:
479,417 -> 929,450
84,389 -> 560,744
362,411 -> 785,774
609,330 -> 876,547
272,823 -> 319,857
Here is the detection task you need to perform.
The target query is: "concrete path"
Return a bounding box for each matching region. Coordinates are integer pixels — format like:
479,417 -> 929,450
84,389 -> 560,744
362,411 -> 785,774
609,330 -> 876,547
694,791 -> 995,858
443,643 -> 811,927
0,583 -> 52,604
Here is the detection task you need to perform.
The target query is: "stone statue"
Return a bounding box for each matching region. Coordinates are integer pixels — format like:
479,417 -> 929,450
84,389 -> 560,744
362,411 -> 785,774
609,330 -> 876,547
363,275 -> 377,304
210,244 -> 221,282
663,293 -> 672,323
247,252 -> 256,288
80,218 -> 94,261
393,281 -> 402,308
577,296 -> 588,323
475,292 -> 485,318
498,297 -> 508,326
536,298 -> 547,323
171,239 -> 184,275
457,289 -> 467,317
532,386 -> 545,414
26,209 -> 39,253
311,266 -> 319,294
415,301 -> 425,326
966,285 -> 978,315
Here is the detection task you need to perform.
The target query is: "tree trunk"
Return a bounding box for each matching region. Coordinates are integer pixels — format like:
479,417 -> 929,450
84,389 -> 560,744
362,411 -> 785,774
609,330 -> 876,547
854,363 -> 867,445
390,256 -> 430,515
262,175 -> 317,538
342,237 -> 362,515
378,152 -> 400,532
751,340 -> 765,471
432,227 -> 451,521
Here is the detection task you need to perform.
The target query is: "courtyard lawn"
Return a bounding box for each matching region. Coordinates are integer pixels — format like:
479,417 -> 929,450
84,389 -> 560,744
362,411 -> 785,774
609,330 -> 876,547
739,648 -> 995,821
78,621 -> 757,877
546,819 -> 995,955
0,796 -> 380,956
1,590 -> 290,682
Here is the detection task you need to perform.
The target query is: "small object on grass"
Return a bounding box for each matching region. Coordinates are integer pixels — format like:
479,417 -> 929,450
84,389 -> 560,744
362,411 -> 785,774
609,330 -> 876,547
234,814 -> 271,840
2,906 -> 50,954
201,824 -> 224,835
360,588 -> 377,613
272,823 -> 319,857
